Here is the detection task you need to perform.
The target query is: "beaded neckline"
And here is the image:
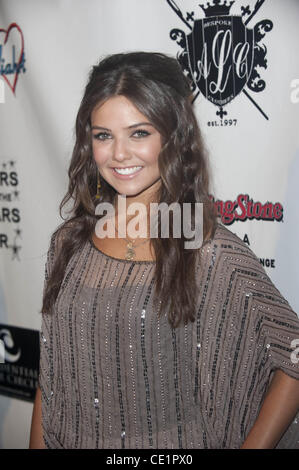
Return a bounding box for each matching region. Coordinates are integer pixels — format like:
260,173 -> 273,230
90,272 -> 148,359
88,238 -> 156,264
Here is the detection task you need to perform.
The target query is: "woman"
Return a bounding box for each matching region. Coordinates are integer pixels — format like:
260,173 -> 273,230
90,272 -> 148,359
29,52 -> 299,449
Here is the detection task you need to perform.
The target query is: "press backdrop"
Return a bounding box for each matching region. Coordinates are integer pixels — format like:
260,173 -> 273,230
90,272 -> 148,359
0,0 -> 298,448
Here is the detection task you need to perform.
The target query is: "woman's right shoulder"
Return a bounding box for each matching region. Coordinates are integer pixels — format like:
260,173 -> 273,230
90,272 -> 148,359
48,227 -> 64,257
48,220 -> 77,255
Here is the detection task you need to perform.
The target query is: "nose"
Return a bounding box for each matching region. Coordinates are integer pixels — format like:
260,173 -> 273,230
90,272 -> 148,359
113,137 -> 130,162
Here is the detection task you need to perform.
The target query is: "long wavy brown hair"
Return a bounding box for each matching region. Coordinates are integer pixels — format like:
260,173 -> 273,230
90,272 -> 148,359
41,51 -> 217,328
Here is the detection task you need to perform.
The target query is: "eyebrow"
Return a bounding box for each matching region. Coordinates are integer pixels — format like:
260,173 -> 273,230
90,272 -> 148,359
91,122 -> 154,131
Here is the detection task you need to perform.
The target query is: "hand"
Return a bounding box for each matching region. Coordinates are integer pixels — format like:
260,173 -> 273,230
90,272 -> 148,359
241,369 -> 299,449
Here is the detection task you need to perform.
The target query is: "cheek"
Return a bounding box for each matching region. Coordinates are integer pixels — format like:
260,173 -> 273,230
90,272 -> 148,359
92,143 -> 109,165
139,141 -> 161,164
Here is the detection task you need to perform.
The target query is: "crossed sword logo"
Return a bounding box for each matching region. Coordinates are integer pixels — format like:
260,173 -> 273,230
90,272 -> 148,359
167,0 -> 270,120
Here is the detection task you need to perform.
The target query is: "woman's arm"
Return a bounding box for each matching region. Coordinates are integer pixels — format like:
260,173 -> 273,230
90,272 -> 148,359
241,369 -> 299,449
29,385 -> 46,449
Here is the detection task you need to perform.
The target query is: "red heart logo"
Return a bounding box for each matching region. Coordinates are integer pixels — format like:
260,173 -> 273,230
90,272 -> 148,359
0,22 -> 25,95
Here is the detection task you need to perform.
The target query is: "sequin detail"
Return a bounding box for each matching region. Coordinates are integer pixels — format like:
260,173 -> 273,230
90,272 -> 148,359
38,224 -> 299,449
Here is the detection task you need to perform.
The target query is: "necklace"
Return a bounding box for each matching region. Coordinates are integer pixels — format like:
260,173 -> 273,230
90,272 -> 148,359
114,224 -> 150,261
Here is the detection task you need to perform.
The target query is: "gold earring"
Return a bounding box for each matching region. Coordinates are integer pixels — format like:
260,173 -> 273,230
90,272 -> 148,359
95,171 -> 101,199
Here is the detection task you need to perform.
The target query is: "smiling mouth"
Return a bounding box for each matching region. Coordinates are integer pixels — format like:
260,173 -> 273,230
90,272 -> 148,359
113,166 -> 143,175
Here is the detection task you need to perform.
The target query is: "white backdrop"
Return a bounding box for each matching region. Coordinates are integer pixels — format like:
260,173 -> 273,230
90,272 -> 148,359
0,0 -> 298,448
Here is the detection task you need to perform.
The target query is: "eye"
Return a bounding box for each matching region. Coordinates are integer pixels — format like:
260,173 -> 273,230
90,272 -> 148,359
92,132 -> 111,141
132,129 -> 150,138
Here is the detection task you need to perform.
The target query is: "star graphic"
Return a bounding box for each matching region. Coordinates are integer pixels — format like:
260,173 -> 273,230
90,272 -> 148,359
15,228 -> 22,238
9,160 -> 16,168
10,243 -> 22,261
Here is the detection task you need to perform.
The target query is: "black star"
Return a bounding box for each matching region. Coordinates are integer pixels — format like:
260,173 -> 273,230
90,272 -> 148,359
9,160 -> 16,167
15,228 -> 22,238
2,162 -> 7,169
13,190 -> 19,199
10,243 -> 22,261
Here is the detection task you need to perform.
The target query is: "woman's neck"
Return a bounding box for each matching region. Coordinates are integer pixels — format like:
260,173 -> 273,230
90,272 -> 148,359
113,179 -> 161,229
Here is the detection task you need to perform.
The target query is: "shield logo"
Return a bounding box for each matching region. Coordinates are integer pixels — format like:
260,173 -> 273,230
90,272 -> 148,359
186,15 -> 254,107
167,0 -> 273,119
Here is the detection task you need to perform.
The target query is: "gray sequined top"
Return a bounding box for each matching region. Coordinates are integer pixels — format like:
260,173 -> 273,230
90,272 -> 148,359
39,223 -> 299,449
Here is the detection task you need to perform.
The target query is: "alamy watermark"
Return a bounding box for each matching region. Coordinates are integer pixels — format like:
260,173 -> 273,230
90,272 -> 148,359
95,195 -> 204,249
290,79 -> 299,104
290,339 -> 299,364
0,339 -> 4,363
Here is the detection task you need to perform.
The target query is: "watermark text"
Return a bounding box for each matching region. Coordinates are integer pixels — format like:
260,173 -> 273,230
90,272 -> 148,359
290,338 -> 299,364
95,196 -> 204,250
0,339 -> 4,363
290,79 -> 299,104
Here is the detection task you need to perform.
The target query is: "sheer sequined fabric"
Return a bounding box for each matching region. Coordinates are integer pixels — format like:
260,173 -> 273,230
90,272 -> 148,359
39,224 -> 299,449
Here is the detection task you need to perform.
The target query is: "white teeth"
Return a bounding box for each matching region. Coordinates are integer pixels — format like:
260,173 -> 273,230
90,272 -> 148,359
114,166 -> 142,175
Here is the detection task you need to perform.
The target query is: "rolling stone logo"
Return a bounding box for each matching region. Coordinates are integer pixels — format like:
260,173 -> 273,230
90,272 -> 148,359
211,194 -> 283,270
166,0 -> 273,123
211,193 -> 283,225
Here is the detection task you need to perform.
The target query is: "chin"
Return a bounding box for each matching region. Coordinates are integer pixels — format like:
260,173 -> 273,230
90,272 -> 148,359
116,189 -> 145,197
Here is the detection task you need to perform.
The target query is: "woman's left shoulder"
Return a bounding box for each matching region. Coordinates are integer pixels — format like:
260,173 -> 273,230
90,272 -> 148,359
210,222 -> 255,253
201,222 -> 264,273
200,223 -> 296,306
208,224 -> 299,378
